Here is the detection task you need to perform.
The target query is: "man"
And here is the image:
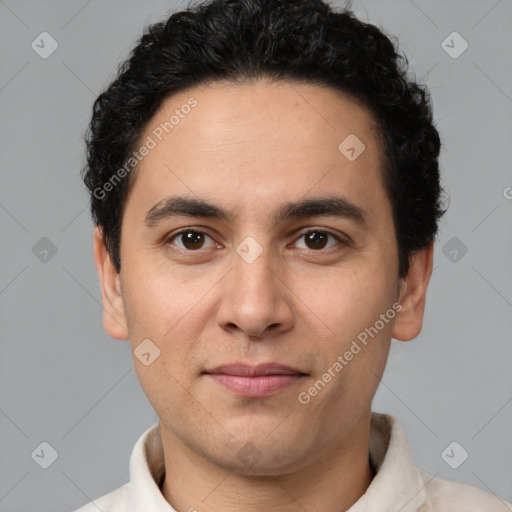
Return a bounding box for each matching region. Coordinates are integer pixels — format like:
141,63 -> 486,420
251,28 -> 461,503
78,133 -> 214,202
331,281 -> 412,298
75,0 -> 511,510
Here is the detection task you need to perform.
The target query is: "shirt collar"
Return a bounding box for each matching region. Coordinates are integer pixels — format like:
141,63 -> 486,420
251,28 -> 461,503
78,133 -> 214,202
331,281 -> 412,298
347,413 -> 431,512
129,412 -> 430,512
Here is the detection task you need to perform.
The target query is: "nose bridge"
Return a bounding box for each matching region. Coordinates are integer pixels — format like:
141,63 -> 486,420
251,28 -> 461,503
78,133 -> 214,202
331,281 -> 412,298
216,237 -> 294,338
232,238 -> 279,307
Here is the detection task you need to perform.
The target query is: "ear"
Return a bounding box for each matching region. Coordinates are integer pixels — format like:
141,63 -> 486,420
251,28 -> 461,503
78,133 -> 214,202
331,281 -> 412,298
392,241 -> 434,341
93,227 -> 130,340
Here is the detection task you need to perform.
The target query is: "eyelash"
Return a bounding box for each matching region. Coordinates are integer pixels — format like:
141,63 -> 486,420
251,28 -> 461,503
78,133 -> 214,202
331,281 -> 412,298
165,228 -> 347,252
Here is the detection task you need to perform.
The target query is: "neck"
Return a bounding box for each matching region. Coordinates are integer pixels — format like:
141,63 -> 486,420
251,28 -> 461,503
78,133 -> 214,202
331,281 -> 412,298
160,412 -> 374,512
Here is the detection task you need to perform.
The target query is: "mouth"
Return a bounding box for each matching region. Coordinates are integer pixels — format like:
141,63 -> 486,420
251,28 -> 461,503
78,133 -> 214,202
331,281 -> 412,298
203,363 -> 308,398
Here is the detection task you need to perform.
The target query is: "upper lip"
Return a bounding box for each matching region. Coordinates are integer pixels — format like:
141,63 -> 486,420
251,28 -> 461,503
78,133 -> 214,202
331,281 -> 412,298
204,363 -> 306,377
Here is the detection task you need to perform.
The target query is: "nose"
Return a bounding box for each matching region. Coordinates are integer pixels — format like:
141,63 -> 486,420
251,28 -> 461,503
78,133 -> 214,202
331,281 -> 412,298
216,244 -> 295,340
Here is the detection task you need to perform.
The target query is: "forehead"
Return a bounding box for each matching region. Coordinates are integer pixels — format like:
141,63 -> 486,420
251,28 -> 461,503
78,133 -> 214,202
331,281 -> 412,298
148,79 -> 381,153
125,79 -> 388,226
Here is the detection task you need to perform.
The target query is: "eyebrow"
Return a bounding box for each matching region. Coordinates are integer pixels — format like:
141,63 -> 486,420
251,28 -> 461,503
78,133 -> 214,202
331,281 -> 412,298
144,195 -> 368,228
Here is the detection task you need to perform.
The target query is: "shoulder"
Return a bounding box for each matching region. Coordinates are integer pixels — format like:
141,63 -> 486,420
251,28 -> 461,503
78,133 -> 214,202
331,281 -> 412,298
72,482 -> 133,512
418,469 -> 512,511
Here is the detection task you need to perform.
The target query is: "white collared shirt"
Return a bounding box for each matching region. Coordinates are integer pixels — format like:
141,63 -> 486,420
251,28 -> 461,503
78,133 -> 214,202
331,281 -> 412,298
73,413 -> 511,511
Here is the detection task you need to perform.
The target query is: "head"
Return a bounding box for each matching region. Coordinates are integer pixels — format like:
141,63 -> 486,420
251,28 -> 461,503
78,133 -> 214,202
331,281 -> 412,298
85,0 -> 446,475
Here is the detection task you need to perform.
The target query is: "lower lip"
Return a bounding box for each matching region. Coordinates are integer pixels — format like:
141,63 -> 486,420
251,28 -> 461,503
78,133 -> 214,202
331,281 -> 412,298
206,374 -> 304,397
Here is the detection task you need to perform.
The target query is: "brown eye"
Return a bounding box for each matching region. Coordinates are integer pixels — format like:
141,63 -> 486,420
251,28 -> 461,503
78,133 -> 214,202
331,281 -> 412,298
295,230 -> 342,251
169,230 -> 215,250
305,231 -> 328,249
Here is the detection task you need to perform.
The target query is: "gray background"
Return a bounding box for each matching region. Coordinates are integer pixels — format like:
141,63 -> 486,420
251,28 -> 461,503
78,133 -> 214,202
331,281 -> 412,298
0,0 -> 511,510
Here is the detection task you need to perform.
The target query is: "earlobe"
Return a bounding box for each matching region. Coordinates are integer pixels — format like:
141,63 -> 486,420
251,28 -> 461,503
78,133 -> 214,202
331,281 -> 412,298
392,242 -> 434,342
93,227 -> 130,340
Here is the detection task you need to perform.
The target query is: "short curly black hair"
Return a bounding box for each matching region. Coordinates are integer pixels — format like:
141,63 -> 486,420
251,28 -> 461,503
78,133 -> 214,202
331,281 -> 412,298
82,0 -> 447,279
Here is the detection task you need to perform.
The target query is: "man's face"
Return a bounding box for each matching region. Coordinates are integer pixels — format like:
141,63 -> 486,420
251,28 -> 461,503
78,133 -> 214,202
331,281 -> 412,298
105,80 -> 410,474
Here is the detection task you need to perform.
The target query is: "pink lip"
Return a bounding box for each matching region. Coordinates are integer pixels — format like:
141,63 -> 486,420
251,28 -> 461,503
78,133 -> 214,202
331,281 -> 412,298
204,363 -> 307,398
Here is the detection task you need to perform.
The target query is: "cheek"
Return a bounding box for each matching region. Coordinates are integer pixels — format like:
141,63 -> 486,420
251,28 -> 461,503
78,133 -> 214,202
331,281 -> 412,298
120,258 -> 204,339
123,273 -> 204,413
291,262 -> 396,342
120,261 -> 217,389
293,261 -> 397,405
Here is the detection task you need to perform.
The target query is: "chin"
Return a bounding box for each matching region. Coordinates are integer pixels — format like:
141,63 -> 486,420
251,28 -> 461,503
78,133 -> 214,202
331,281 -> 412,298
213,433 -> 315,477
